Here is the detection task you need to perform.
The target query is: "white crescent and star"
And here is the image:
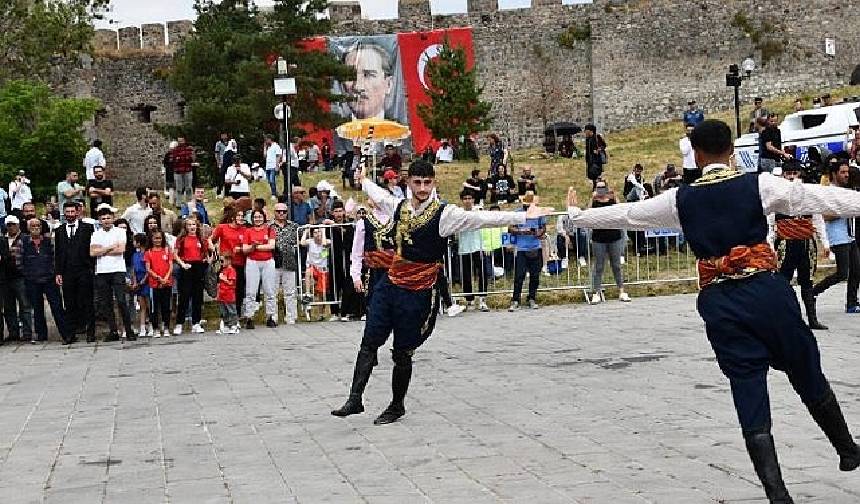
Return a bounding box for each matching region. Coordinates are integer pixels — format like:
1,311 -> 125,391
417,44 -> 443,90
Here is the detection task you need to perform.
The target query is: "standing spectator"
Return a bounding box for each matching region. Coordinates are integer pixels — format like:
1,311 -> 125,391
241,209 -> 277,329
487,134 -> 506,177
144,215 -> 175,247
121,187 -> 152,234
421,145 -> 435,163
112,217 -> 136,330
376,144 -> 402,172
225,155 -> 252,200
300,226 -> 332,321
587,180 -> 631,304
682,100 -> 705,126
264,135 -> 283,200
210,205 -> 246,325
20,202 -> 48,236
0,182 -> 8,228
794,98 -> 804,112
271,202 -> 299,325
130,234 -> 151,337
679,123 -> 701,183
9,171 -> 32,217
180,187 -> 211,226
57,170 -> 85,218
823,93 -> 834,107
382,170 -> 404,199
488,168 -> 516,204
341,145 -> 362,189
162,141 -> 177,205
83,140 -> 107,181
290,187 -> 312,226
22,219 -> 70,343
849,129 -> 860,166
436,141 -> 454,163
0,233 -> 8,344
87,165 -> 114,220
307,141 -> 321,171
517,165 -> 537,196
214,132 -> 229,195
148,193 -> 178,236
812,160 -> 860,312
454,191 -> 490,313
508,192 -> 546,311
321,138 -> 332,171
759,113 -> 791,173
3,216 -> 32,343
748,97 -> 769,133
216,250 -> 239,334
282,137 -> 300,196
144,229 -> 173,338
90,207 -> 134,341
584,124 -> 607,188
170,136 -> 196,205
309,181 -> 336,224
173,217 -> 208,335
463,169 -> 487,205
558,212 -> 589,268
327,201 -> 360,321
54,202 -> 96,342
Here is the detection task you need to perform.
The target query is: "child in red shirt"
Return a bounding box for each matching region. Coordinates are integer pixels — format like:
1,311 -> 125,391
144,230 -> 174,338
217,250 -> 239,334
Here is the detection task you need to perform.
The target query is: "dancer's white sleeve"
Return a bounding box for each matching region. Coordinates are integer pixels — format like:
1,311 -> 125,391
565,190 -> 681,231
361,179 -> 400,217
350,219 -> 365,282
759,174 -> 860,218
812,214 -> 829,250
438,207 -> 526,237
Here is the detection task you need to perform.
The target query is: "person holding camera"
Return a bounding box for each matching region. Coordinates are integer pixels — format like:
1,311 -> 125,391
588,180 -> 631,304
224,154 -> 252,201
758,113 -> 792,173
8,171 -> 31,219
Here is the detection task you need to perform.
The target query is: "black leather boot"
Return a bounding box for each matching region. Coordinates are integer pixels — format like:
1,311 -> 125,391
801,288 -> 828,330
374,349 -> 412,425
808,388 -> 860,471
743,429 -> 794,504
331,345 -> 377,417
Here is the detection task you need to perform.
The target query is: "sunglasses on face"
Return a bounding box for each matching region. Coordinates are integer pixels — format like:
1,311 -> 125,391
275,210 -> 287,214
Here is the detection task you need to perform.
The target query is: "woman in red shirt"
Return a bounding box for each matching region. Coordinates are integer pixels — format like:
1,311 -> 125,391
210,205 -> 246,324
144,230 -> 174,338
174,217 -> 208,335
241,209 -> 276,329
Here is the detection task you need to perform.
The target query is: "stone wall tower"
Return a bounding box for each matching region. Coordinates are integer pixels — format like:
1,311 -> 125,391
398,0 -> 431,19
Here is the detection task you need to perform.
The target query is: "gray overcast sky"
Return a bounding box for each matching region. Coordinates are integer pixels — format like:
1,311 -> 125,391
94,0 -> 548,27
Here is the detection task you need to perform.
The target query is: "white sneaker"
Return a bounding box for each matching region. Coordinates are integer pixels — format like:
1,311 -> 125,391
120,331 -> 127,340
590,292 -> 603,304
447,303 -> 465,317
508,301 -> 519,312
286,319 -> 296,325
153,330 -> 162,338
578,257 -> 587,267
340,316 -> 350,322
270,195 -> 277,201
219,320 -> 225,332
328,315 -> 339,322
191,323 -> 205,334
528,299 -> 539,310
478,299 -> 489,312
360,315 -> 366,321
146,325 -> 154,337
620,256 -> 626,265
561,258 -> 569,269
139,325 -> 147,337
173,324 -> 182,335
619,292 -> 632,302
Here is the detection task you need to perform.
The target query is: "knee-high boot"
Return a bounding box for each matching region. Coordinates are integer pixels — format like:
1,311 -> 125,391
374,349 -> 412,425
743,429 -> 794,504
802,288 -> 828,330
808,387 -> 860,471
331,345 -> 378,417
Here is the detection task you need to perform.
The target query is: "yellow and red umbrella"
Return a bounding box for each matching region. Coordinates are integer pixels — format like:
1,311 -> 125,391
335,118 -> 411,143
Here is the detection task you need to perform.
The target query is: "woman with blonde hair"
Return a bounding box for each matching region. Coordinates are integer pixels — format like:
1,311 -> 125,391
173,216 -> 208,334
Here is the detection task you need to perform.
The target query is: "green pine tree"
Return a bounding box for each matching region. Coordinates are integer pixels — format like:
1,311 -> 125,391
417,42 -> 492,156
164,0 -> 353,169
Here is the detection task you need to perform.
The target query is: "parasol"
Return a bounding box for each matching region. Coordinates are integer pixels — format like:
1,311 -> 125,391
336,118 -> 411,142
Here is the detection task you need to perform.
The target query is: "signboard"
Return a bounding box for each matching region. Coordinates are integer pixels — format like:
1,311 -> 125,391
825,38 -> 836,56
501,233 -> 516,246
645,228 -> 681,238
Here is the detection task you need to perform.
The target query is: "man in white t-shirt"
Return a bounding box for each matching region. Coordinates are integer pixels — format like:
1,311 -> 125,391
264,135 -> 283,199
224,155 -> 252,198
83,140 -> 107,181
90,206 -> 135,341
435,141 -> 454,163
9,171 -> 32,213
679,123 -> 700,183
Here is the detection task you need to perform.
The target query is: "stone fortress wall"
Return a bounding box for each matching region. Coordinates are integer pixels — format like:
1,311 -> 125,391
77,0 -> 860,189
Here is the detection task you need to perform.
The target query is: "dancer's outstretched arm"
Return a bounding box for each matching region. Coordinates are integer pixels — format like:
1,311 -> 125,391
438,204 -> 554,237
759,174 -> 860,218
565,187 -> 681,231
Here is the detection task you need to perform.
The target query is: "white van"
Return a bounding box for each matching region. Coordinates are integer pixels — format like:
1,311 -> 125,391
734,101 -> 860,172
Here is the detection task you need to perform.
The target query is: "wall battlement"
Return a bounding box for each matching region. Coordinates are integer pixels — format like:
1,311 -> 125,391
93,20 -> 194,53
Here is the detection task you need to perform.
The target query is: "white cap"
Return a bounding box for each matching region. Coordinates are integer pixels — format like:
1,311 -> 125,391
96,203 -> 118,213
5,215 -> 19,225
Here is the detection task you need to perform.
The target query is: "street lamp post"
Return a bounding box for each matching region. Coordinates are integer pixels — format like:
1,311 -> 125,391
725,57 -> 757,138
274,57 -> 297,199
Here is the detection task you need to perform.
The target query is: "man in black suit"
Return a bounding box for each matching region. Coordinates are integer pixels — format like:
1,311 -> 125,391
54,202 -> 95,343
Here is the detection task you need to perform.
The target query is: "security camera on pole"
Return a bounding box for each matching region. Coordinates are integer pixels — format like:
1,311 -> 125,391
274,57 -> 297,198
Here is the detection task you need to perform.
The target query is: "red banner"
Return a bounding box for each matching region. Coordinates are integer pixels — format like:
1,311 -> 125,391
397,28 -> 475,155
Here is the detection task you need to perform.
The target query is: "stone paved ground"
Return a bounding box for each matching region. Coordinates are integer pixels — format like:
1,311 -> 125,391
1,288 -> 860,504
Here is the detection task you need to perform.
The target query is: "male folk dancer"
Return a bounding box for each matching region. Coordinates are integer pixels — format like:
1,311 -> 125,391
332,160 -> 552,425
768,160 -> 828,330
565,120 -> 860,504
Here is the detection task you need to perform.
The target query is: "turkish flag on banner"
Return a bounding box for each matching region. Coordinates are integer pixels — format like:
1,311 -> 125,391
397,28 -> 474,155
294,37 -> 333,150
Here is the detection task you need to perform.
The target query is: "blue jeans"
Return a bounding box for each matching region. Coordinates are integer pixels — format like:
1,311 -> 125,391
266,169 -> 278,197
512,250 -> 542,303
4,277 -> 33,340
26,281 -> 68,341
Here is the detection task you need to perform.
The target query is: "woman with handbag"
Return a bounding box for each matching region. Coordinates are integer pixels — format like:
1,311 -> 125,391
584,124 -> 607,189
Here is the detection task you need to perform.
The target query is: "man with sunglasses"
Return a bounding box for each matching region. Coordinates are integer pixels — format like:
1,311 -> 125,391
270,203 -> 299,326
331,160 -> 553,425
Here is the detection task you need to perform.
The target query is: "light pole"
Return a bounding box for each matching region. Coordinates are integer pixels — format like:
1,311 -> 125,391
725,57 -> 757,138
274,57 -> 297,198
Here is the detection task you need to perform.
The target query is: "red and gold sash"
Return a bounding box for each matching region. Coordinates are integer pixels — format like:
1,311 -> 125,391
364,250 -> 395,270
697,243 -> 778,289
388,256 -> 441,291
775,218 -> 815,241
